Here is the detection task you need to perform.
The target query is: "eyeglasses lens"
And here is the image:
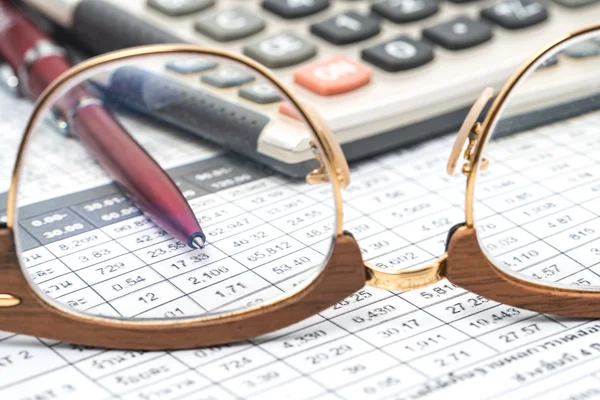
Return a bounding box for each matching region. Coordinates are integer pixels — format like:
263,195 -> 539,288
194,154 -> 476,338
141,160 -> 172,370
11,53 -> 338,321
473,32 -> 600,290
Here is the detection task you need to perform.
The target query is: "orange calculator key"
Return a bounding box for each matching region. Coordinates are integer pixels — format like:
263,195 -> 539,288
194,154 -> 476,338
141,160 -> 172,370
293,55 -> 372,96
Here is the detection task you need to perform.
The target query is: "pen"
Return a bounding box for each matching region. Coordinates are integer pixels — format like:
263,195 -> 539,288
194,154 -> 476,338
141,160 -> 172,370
0,0 -> 206,249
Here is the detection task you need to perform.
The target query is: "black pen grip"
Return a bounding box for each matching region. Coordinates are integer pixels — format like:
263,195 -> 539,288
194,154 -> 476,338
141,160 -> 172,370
105,66 -> 270,156
72,0 -> 183,54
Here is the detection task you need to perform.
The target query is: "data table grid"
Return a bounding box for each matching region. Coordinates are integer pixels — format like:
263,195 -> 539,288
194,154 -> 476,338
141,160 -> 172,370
5,111 -> 600,400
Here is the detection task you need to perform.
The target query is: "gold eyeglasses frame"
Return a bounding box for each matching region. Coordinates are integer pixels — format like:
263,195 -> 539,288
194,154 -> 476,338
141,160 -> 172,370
1,24 -> 599,350
0,45 -> 366,350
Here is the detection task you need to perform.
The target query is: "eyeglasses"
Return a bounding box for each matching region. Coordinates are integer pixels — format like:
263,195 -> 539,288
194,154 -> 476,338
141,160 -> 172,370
1,24 -> 599,350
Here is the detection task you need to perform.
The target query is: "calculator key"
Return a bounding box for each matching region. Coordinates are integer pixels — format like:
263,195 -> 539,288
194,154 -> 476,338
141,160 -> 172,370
294,55 -> 372,96
147,0 -> 214,16
552,0 -> 599,7
481,0 -> 548,30
422,17 -> 493,51
262,0 -> 330,19
239,83 -> 283,104
195,7 -> 265,42
362,36 -> 434,72
243,33 -> 317,68
166,59 -> 218,74
310,12 -> 381,45
562,40 -> 600,58
201,68 -> 255,88
538,54 -> 558,68
371,0 -> 439,23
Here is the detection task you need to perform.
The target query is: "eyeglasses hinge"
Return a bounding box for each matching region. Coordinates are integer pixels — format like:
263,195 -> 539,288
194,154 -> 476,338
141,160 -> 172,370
446,87 -> 494,177
306,166 -> 349,188
461,122 -> 489,176
306,142 -> 350,188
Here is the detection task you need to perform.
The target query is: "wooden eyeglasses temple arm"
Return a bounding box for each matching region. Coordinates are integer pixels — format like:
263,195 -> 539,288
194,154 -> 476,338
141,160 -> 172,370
0,228 -> 22,307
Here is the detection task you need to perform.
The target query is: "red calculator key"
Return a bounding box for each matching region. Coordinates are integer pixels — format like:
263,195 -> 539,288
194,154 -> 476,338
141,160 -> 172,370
293,55 -> 372,96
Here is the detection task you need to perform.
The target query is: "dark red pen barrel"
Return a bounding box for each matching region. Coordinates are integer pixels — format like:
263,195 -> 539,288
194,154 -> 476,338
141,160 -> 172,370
0,1 -> 45,69
27,56 -> 72,98
0,0 -> 204,248
71,104 -> 203,245
0,1 -> 69,97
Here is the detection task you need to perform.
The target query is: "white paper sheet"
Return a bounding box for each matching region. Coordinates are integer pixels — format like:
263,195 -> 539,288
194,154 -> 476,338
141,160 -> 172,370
3,91 -> 600,400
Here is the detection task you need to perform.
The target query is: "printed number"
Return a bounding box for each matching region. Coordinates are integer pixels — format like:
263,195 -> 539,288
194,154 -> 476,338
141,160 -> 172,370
499,323 -> 540,343
138,293 -> 158,304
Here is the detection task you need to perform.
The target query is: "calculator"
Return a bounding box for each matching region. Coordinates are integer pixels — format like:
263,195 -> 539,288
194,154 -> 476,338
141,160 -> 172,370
21,0 -> 600,168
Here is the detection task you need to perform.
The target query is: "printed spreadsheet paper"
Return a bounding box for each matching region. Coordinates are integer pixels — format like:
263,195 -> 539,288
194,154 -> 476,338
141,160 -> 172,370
3,90 -> 600,400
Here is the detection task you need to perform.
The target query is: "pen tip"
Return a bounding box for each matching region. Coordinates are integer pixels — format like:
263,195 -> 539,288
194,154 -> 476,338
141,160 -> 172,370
188,232 -> 206,250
